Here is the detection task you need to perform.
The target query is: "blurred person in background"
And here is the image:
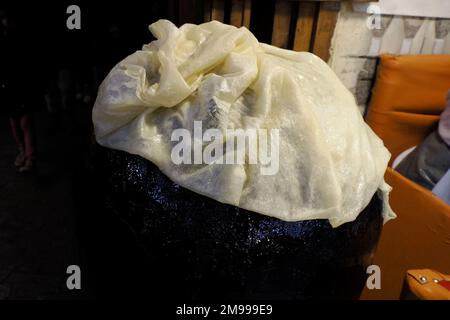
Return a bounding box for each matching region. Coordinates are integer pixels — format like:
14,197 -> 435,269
0,8 -> 42,172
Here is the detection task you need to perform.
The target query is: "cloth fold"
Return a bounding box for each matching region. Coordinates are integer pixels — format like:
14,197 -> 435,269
93,19 -> 395,227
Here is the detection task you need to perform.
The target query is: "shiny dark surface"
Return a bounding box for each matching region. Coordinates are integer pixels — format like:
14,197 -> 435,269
96,146 -> 383,300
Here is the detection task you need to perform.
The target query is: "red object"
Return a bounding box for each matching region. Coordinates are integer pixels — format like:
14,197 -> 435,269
438,280 -> 450,291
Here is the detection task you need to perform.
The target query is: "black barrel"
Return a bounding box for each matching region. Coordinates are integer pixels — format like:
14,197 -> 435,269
90,146 -> 383,300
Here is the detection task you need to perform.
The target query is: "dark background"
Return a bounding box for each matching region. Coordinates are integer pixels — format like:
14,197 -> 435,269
0,0 -> 281,299
0,0 -> 175,300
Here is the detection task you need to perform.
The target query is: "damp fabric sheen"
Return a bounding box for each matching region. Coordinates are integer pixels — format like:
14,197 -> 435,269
92,19 -> 396,227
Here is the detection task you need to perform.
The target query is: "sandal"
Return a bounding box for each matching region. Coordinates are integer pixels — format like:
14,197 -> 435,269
14,151 -> 26,167
18,159 -> 35,173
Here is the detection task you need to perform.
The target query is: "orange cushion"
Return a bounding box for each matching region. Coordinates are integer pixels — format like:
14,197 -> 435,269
361,168 -> 450,300
366,54 -> 450,165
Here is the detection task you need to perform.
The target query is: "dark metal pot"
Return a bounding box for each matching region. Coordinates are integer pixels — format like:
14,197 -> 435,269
94,146 -> 383,300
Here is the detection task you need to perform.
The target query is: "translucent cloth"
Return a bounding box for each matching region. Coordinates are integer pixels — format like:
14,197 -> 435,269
93,19 -> 396,227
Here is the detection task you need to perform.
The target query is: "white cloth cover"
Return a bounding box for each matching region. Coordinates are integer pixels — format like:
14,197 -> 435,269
93,19 -> 396,227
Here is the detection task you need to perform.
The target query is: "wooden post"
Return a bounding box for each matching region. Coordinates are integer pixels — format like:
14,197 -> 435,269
271,0 -> 292,49
243,0 -> 251,29
293,1 -> 317,52
312,1 -> 340,61
230,0 -> 244,27
211,0 -> 225,22
204,0 -> 212,22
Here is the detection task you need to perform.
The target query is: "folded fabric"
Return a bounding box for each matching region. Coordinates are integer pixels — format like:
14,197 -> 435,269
396,130 -> 450,190
92,19 -> 395,227
392,146 -> 417,170
396,90 -> 450,193
438,90 -> 450,146
433,169 -> 450,205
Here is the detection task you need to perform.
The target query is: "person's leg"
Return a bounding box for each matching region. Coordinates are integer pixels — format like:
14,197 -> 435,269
18,112 -> 36,172
9,116 -> 26,166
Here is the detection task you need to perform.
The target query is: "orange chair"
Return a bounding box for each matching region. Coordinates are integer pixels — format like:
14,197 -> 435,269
361,54 -> 450,300
403,269 -> 450,300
